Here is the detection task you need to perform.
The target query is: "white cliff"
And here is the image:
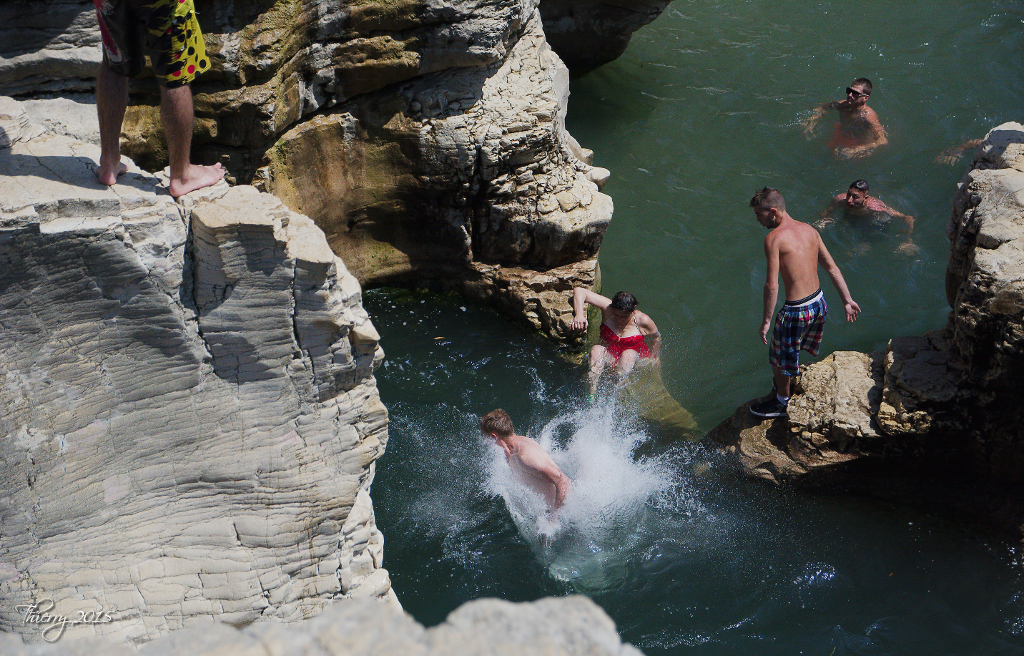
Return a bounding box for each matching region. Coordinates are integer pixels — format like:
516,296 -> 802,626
0,99 -> 395,644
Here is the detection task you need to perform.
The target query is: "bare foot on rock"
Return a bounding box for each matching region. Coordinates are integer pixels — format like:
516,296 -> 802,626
169,162 -> 225,198
97,160 -> 127,187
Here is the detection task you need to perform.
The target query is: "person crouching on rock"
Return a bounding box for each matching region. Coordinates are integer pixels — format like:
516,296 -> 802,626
571,287 -> 661,403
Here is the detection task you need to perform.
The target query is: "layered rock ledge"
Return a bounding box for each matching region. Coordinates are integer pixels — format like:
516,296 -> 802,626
0,0 -> 628,343
0,596 -> 642,655
0,100 -> 395,643
710,123 -> 1024,537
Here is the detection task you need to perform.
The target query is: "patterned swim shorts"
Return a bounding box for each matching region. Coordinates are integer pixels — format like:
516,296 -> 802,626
769,289 -> 828,376
95,0 -> 210,87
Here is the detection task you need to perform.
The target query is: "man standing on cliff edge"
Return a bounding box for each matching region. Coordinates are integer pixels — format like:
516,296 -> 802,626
750,187 -> 861,418
94,0 -> 224,197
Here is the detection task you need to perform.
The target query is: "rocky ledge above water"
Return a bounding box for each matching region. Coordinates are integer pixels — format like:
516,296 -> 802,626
710,123 -> 1024,538
0,99 -> 395,643
0,101 -> 642,651
0,0 -> 659,345
0,596 -> 641,655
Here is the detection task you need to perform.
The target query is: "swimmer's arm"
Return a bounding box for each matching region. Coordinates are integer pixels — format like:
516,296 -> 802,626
935,139 -> 984,165
887,205 -> 914,234
761,237 -> 780,344
817,238 -> 860,322
802,102 -> 835,137
571,287 -> 610,331
901,213 -> 914,236
817,197 -> 841,225
873,199 -> 914,234
519,448 -> 571,511
638,312 -> 662,360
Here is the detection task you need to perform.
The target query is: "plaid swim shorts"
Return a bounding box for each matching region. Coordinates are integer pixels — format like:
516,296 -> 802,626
769,289 -> 828,376
95,0 -> 210,87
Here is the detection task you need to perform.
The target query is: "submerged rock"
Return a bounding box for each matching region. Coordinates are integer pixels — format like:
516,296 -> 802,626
711,123 -> 1024,537
0,106 -> 395,643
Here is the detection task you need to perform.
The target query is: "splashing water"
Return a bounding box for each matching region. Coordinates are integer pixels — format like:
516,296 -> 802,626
483,398 -> 696,593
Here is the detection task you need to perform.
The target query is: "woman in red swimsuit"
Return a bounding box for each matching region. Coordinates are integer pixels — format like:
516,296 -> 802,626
571,287 -> 662,402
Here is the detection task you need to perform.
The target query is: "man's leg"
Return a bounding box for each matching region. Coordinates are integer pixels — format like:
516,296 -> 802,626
96,63 -> 129,186
772,364 -> 791,398
160,84 -> 223,197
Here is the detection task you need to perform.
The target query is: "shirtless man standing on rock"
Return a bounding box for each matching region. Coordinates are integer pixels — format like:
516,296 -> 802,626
481,409 -> 571,513
803,77 -> 887,160
750,187 -> 861,418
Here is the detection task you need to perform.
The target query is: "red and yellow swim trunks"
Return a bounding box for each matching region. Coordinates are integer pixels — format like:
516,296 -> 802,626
94,0 -> 211,87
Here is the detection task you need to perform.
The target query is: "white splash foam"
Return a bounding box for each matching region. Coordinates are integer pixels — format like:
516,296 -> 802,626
484,400 -> 681,591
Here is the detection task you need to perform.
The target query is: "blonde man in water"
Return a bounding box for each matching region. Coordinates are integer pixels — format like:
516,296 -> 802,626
803,77 -> 888,160
571,287 -> 661,403
481,409 -> 571,513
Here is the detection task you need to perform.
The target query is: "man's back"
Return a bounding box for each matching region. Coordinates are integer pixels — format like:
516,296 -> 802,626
768,217 -> 822,301
506,434 -> 570,511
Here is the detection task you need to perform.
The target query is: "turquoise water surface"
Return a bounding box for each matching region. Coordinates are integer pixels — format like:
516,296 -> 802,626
370,2 -> 1024,654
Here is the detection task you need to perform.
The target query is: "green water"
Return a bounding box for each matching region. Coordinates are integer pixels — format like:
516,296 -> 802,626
369,2 -> 1024,654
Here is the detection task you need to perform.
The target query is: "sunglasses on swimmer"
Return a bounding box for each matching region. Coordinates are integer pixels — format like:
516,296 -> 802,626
846,87 -> 869,98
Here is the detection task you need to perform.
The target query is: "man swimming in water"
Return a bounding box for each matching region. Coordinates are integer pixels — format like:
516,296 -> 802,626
481,409 -> 571,513
570,287 -> 661,402
749,187 -> 860,418
802,78 -> 888,160
818,180 -> 917,254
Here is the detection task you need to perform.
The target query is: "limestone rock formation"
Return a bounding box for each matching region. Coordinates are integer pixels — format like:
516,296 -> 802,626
261,10 -> 611,340
538,0 -> 672,74
711,123 -> 1024,536
0,2 -> 102,95
0,596 -> 643,655
0,103 -> 395,644
0,0 -> 616,342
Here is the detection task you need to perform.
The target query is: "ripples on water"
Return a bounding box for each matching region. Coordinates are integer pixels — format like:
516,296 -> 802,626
367,286 -> 1024,655
367,2 -> 1024,653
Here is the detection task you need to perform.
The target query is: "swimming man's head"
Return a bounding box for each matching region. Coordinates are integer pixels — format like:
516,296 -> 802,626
481,409 -> 514,439
847,78 -> 872,105
846,179 -> 869,207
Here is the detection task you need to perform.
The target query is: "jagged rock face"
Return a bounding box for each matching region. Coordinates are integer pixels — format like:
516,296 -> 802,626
708,352 -> 882,484
538,0 -> 671,74
0,102 -> 395,643
0,0 -> 613,342
945,123 -> 1024,391
711,123 -> 1024,536
262,10 -> 610,339
0,596 -> 644,655
0,2 -> 102,95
